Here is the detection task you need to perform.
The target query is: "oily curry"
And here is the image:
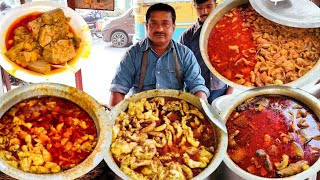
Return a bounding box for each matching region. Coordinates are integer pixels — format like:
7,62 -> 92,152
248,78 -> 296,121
226,95 -> 320,178
0,96 -> 97,174
110,97 -> 216,180
5,8 -> 81,74
208,4 -> 320,87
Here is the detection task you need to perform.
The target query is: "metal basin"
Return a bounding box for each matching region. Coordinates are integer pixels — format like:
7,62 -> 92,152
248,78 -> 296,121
0,1 -> 92,83
212,86 -> 320,180
200,0 -> 320,91
104,89 -> 228,180
0,83 -> 108,180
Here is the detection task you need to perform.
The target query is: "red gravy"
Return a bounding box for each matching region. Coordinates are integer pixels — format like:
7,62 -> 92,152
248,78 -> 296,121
226,95 -> 320,178
208,4 -> 256,83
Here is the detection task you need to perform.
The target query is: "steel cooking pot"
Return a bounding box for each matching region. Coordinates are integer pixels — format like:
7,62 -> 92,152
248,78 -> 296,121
0,1 -> 92,83
212,85 -> 320,180
104,89 -> 228,180
200,0 -> 320,91
0,83 -> 108,180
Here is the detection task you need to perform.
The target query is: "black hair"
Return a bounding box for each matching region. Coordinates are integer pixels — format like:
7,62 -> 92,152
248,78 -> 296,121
193,0 -> 216,4
146,3 -> 176,24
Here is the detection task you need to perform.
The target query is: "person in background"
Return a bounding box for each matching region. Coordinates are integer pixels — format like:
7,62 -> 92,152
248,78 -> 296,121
109,3 -> 209,107
0,1 -> 10,15
179,0 -> 233,104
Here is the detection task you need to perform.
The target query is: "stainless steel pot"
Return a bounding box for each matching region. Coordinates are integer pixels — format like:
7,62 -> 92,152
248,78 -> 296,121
0,83 -> 108,180
0,1 -> 92,83
104,89 -> 228,180
200,0 -> 320,91
212,86 -> 320,180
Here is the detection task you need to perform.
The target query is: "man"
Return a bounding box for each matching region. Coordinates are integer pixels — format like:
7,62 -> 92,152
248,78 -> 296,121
179,0 -> 233,104
109,3 -> 209,107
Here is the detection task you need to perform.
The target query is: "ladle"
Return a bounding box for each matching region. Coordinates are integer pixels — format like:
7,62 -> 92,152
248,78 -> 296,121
200,98 -> 228,134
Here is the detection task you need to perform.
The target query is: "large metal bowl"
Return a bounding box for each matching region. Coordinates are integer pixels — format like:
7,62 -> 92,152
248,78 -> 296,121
200,0 -> 320,91
212,86 -> 320,180
0,1 -> 92,83
104,89 -> 228,180
0,83 -> 108,180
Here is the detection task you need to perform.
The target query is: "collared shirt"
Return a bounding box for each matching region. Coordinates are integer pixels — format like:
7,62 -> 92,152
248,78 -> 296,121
110,38 -> 209,97
179,19 -> 226,90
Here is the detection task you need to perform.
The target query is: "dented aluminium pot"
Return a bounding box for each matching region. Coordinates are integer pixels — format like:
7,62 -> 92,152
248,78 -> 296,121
212,86 -> 320,180
199,0 -> 320,91
104,89 -> 228,180
0,83 -> 108,180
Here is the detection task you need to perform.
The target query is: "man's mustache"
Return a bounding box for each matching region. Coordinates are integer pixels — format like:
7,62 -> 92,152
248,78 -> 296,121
154,32 -> 166,36
201,15 -> 209,19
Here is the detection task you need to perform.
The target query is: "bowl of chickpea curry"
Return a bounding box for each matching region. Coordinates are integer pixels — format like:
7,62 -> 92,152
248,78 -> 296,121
0,1 -> 91,83
212,86 -> 320,179
200,0 -> 320,91
105,89 -> 228,180
0,83 -> 108,179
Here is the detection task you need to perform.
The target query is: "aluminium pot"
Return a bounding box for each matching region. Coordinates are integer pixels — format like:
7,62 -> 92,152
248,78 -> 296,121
212,85 -> 320,180
0,83 -> 109,180
199,0 -> 320,91
104,89 -> 228,180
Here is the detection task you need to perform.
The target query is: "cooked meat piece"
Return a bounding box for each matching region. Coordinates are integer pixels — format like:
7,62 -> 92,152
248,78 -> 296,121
28,60 -> 51,74
228,130 -> 239,148
5,8 -> 79,74
6,41 -> 42,66
5,43 -> 24,61
277,160 -> 309,177
42,39 -> 76,64
275,154 -> 289,170
38,25 -> 68,47
233,114 -> 249,128
15,51 -> 39,67
255,149 -> 273,171
41,8 -> 67,25
14,26 -> 29,35
292,142 -> 304,158
237,97 -> 256,111
27,17 -> 43,40
13,27 -> 33,44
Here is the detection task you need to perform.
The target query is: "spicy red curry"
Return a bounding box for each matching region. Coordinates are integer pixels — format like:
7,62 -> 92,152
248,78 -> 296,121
226,95 -> 320,178
0,96 -> 97,173
208,4 -> 320,87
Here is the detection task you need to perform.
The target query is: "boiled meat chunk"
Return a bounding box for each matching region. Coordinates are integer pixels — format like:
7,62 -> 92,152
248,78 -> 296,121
41,8 -> 67,25
5,42 -> 42,67
28,18 -> 43,40
42,40 -> 76,64
28,60 -> 51,74
5,8 -> 80,74
13,27 -> 33,44
38,25 -> 69,47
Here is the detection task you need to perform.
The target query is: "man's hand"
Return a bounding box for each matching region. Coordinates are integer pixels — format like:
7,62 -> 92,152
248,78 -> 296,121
194,91 -> 208,102
109,91 -> 125,107
226,86 -> 234,95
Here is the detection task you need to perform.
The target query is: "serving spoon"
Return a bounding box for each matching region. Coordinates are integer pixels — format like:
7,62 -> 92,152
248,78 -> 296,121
200,98 -> 228,134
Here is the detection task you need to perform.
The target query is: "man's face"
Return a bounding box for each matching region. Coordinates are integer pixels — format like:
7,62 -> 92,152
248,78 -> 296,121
146,11 -> 175,46
194,0 -> 216,23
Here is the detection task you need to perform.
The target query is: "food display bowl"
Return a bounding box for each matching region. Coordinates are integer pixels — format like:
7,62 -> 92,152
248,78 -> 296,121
200,0 -> 320,91
0,1 -> 92,83
0,83 -> 108,180
104,89 -> 228,180
212,86 -> 320,180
